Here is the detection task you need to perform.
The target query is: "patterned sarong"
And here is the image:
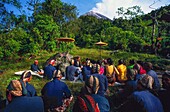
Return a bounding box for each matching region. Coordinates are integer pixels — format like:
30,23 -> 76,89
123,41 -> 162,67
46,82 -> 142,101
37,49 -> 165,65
48,95 -> 74,112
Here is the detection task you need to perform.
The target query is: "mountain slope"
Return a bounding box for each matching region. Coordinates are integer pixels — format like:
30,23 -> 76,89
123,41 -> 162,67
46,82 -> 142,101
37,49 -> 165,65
82,11 -> 112,20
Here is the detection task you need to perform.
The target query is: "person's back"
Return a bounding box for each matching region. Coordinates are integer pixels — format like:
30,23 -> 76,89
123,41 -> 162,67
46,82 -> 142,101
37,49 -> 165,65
147,70 -> 160,90
132,90 -> 163,112
4,96 -> 44,112
119,68 -> 137,101
20,70 -> 37,97
5,78 -> 44,112
91,94 -> 110,112
82,65 -> 92,80
105,65 -> 114,77
92,73 -> 108,97
73,94 -> 100,112
25,82 -> 37,96
117,59 -> 127,82
41,70 -> 72,111
43,60 -> 56,80
91,63 -> 108,96
66,65 -> 77,81
143,62 -> 160,91
121,74 -> 163,112
73,75 -> 110,112
82,59 -> 92,81
41,78 -> 71,107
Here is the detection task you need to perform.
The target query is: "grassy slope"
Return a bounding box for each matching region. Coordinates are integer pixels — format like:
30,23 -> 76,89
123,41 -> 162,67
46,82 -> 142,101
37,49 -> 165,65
0,48 -> 165,111
0,48 -> 159,97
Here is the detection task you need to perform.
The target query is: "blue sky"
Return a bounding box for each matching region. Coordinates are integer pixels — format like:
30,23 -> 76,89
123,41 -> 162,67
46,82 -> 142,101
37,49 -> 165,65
5,0 -> 170,19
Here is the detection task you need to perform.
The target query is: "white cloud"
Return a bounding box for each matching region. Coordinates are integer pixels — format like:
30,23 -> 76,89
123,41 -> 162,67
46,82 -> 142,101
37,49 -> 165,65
92,0 -> 170,19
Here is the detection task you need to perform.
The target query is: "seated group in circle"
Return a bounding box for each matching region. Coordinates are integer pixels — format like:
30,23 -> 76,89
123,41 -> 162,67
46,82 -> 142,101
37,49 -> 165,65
1,57 -> 170,112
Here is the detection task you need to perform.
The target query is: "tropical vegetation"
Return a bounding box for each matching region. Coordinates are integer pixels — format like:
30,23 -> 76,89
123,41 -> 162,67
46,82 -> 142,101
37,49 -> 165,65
0,0 -> 170,111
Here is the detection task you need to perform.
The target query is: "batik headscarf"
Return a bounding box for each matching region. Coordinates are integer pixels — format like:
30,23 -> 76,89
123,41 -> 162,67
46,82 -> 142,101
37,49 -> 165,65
7,80 -> 23,97
138,74 -> 154,89
85,76 -> 99,94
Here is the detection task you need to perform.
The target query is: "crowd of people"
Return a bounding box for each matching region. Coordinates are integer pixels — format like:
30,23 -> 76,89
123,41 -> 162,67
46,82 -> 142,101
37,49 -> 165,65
0,57 -> 170,112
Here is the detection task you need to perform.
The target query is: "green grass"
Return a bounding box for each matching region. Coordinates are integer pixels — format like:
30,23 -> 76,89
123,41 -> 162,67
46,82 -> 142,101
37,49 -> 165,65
0,48 -> 168,111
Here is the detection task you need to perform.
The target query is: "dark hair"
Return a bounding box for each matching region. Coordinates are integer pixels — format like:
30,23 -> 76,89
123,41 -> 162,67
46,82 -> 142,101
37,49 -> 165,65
118,59 -> 124,65
129,59 -> 135,65
96,60 -> 102,66
107,58 -> 113,65
137,61 -> 144,67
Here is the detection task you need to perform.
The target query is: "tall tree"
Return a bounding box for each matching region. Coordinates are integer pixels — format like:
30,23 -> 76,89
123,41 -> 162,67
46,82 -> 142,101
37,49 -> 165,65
40,0 -> 77,26
32,14 -> 60,51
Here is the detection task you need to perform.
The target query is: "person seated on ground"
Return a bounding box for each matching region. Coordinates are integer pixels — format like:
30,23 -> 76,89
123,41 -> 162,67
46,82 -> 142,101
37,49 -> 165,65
41,70 -> 73,112
118,74 -> 163,112
66,59 -> 82,82
143,62 -> 161,91
73,75 -> 110,112
107,68 -> 137,110
43,59 -> 57,80
133,60 -> 146,81
121,68 -> 137,97
82,59 -> 92,81
97,59 -> 105,75
158,71 -> 170,112
5,80 -> 44,112
31,60 -> 43,75
104,58 -> 119,86
20,70 -> 37,97
74,56 -> 81,67
127,59 -> 136,69
116,59 -> 127,83
133,64 -> 154,91
91,63 -> 108,97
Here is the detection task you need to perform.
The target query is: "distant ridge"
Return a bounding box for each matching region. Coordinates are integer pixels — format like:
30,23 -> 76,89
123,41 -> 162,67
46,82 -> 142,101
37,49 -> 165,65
82,11 -> 112,20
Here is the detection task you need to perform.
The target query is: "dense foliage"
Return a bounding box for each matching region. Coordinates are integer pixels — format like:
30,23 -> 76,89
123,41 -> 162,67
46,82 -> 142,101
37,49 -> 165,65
0,0 -> 170,61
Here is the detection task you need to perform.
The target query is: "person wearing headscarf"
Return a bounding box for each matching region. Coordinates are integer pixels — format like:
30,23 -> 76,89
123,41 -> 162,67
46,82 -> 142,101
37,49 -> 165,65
158,71 -> 170,112
43,59 -> 57,80
73,75 -> 110,112
143,62 -> 161,91
91,63 -> 108,97
19,70 -> 37,97
5,80 -> 44,112
41,70 -> 73,112
119,74 -> 163,112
